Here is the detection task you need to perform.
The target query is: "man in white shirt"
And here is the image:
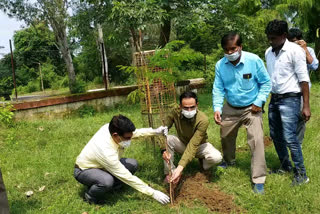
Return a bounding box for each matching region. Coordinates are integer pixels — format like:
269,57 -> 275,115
265,20 -> 311,186
287,28 -> 319,145
74,114 -> 170,205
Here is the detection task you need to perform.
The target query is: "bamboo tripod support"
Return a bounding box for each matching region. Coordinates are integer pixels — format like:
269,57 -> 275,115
155,92 -> 174,205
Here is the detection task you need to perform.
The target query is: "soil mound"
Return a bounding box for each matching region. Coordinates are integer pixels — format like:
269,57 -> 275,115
173,172 -> 244,213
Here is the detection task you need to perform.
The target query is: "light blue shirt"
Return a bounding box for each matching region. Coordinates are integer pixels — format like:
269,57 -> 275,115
307,47 -> 319,71
212,51 -> 271,113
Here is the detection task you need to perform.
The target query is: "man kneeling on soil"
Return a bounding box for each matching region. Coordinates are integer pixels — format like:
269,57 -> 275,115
74,115 -> 170,205
162,91 -> 223,184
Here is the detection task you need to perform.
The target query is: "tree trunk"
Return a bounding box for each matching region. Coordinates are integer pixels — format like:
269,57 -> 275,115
97,23 -> 109,90
58,29 -> 76,92
130,28 -> 142,52
159,18 -> 171,48
159,1 -> 171,48
44,0 -> 77,93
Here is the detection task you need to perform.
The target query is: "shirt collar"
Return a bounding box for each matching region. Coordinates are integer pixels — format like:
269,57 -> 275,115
272,39 -> 289,53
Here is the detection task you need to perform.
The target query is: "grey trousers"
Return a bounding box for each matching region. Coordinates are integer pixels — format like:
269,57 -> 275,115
164,135 -> 222,174
74,158 -> 138,200
0,168 -> 9,214
220,103 -> 267,184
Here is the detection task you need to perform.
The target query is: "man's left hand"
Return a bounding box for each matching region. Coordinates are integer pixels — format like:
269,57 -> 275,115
251,104 -> 262,114
155,126 -> 168,136
170,165 -> 183,184
295,40 -> 307,50
302,106 -> 311,122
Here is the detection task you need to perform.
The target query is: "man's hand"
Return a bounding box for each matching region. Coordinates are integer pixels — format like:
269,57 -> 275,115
162,151 -> 171,163
302,106 -> 311,122
152,190 -> 170,204
295,40 -> 307,50
155,126 -> 168,136
170,165 -> 183,184
251,104 -> 262,114
214,111 -> 222,125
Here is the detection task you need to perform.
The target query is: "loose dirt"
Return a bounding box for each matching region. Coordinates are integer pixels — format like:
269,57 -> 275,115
264,136 -> 273,147
171,172 -> 244,213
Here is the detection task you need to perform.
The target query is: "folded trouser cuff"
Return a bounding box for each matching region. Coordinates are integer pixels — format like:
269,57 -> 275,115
252,175 -> 266,184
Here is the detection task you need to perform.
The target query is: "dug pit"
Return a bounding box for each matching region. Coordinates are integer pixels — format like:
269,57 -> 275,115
170,172 -> 244,213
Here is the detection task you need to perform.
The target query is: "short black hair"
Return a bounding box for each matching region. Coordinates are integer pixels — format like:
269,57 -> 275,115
180,91 -> 198,104
221,32 -> 242,49
265,19 -> 288,36
288,28 -> 303,40
109,114 -> 136,136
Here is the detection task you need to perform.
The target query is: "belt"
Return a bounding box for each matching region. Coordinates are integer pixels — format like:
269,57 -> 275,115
74,164 -> 80,169
227,102 -> 252,109
271,92 -> 301,100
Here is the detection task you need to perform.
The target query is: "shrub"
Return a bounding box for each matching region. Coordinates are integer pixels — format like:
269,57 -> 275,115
77,105 -> 96,117
26,80 -> 40,93
70,80 -> 86,94
126,89 -> 145,104
0,77 -> 13,100
0,97 -> 15,126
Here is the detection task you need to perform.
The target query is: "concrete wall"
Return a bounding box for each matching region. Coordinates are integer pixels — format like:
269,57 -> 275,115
13,78 -> 205,120
14,95 -> 127,120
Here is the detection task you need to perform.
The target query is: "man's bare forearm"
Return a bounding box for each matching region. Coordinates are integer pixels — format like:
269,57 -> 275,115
300,81 -> 310,108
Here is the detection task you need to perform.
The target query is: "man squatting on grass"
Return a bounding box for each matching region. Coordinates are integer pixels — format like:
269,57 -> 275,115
265,20 -> 311,185
212,32 -> 271,194
162,91 -> 223,184
287,28 -> 319,145
74,115 -> 170,205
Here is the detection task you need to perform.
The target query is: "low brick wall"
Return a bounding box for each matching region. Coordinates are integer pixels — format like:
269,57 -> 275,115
13,79 -> 205,120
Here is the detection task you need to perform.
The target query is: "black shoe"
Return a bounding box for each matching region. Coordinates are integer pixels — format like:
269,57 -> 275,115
269,167 -> 292,175
84,193 -> 106,205
217,161 -> 235,169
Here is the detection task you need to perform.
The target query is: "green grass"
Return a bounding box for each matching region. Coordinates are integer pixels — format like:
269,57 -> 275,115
1,83 -> 320,214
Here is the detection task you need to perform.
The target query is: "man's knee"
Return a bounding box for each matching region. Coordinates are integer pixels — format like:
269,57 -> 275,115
204,144 -> 223,164
166,135 -> 176,149
121,158 -> 138,174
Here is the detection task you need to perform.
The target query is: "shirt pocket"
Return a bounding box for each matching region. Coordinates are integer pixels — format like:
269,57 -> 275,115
241,73 -> 254,90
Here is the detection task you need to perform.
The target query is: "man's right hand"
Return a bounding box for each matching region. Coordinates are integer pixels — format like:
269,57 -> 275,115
214,111 -> 222,125
162,151 -> 171,163
152,190 -> 170,204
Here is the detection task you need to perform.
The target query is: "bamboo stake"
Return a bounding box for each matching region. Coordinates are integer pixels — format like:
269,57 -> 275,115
155,88 -> 174,205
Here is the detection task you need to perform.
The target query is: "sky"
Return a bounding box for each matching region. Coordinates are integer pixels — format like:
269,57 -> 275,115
0,11 -> 25,58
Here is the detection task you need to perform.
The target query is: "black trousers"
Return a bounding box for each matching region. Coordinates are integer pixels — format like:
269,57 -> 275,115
0,168 -> 9,214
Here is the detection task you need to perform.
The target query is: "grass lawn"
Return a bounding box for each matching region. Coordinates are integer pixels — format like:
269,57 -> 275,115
1,83 -> 320,214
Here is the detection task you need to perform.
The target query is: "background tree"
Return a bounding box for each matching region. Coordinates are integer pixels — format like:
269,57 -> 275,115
13,23 -> 64,86
0,0 -> 79,92
275,0 -> 320,74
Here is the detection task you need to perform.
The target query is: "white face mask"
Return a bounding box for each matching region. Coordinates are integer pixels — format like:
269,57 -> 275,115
119,140 -> 131,148
182,109 -> 197,119
224,49 -> 241,62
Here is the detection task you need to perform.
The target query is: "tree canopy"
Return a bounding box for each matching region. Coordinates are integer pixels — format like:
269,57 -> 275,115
0,0 -> 318,98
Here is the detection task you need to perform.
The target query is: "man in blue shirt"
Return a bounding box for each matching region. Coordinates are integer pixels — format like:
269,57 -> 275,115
212,32 -> 271,194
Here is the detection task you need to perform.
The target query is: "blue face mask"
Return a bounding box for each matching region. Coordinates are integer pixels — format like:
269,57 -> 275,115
224,49 -> 241,62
